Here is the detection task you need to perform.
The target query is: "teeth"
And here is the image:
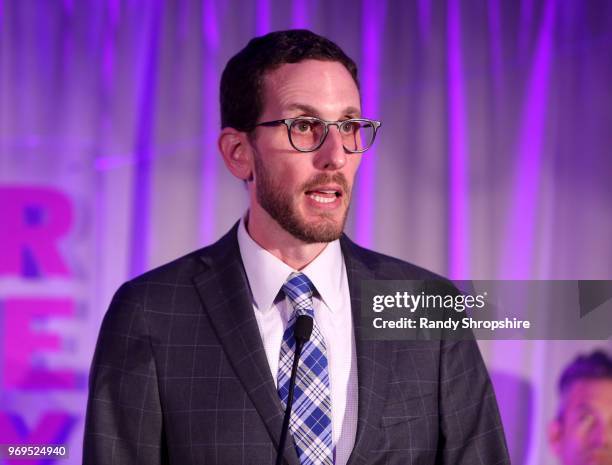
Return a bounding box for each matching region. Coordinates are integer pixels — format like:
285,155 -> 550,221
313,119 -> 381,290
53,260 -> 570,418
309,194 -> 336,204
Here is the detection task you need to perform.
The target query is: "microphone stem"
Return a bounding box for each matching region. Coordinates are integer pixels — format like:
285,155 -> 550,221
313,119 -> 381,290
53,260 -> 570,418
275,339 -> 304,465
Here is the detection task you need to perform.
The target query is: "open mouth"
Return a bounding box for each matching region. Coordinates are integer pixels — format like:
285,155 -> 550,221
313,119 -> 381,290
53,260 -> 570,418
305,189 -> 342,204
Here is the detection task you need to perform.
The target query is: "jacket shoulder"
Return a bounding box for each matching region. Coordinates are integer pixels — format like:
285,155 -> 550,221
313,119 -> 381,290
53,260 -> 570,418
340,234 -> 449,282
129,223 -> 239,286
115,223 -> 240,303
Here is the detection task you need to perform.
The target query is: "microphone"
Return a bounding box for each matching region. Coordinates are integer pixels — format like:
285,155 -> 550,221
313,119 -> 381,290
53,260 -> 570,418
275,315 -> 313,465
294,315 -> 314,344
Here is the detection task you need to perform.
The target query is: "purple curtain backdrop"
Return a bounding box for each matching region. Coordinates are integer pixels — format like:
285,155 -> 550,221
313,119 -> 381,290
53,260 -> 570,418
1,1 -> 611,464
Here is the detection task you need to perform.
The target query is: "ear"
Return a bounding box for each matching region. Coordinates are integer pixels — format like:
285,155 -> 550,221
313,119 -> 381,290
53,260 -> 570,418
548,418 -> 563,456
218,127 -> 254,182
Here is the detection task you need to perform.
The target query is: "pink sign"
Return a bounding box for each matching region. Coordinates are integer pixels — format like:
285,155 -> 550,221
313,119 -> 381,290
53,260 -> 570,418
0,187 -> 72,278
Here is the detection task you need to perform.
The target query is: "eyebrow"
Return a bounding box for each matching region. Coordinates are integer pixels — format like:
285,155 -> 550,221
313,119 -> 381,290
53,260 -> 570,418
285,103 -> 362,119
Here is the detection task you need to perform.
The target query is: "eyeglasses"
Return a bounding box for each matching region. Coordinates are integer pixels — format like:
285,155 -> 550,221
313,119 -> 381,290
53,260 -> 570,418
254,117 -> 381,153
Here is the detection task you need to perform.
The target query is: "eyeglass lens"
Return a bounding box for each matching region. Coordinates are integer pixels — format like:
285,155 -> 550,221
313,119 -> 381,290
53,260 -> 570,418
289,119 -> 376,152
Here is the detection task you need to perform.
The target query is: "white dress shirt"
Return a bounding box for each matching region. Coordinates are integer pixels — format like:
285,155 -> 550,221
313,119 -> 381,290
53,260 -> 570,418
237,217 -> 358,465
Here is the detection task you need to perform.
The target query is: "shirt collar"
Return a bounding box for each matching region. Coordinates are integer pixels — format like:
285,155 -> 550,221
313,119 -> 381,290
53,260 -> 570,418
237,214 -> 344,314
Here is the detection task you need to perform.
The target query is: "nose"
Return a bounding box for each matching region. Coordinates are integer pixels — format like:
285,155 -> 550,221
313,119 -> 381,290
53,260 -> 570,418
313,125 -> 347,171
588,418 -> 612,449
602,417 -> 612,447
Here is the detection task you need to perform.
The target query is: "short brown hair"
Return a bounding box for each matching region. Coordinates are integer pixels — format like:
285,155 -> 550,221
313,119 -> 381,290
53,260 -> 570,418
220,29 -> 359,131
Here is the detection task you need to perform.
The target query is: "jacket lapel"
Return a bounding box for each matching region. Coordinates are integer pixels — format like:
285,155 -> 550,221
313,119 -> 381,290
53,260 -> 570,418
341,236 -> 394,465
192,224 -> 301,465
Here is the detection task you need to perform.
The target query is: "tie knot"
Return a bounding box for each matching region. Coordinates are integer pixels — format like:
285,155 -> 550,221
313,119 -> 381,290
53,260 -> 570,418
282,272 -> 315,316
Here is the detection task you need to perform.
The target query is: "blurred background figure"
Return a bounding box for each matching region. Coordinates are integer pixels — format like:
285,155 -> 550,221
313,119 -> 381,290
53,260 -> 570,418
548,350 -> 612,465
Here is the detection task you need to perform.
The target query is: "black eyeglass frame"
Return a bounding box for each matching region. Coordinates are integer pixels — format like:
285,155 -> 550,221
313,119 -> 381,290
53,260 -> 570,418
254,117 -> 382,153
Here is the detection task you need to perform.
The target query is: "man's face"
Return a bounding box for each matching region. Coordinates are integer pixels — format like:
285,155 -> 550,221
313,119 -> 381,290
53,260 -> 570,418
550,379 -> 612,465
248,59 -> 362,243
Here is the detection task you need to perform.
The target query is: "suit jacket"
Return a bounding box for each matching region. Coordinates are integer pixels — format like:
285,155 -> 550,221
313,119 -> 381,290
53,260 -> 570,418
84,223 -> 510,465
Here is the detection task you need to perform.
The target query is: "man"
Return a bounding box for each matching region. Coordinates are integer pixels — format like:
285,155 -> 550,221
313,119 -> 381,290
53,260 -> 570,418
84,29 -> 509,464
549,350 -> 612,465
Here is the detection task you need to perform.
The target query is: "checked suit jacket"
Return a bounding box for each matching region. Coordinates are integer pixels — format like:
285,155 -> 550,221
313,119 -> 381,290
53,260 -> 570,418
83,223 -> 510,465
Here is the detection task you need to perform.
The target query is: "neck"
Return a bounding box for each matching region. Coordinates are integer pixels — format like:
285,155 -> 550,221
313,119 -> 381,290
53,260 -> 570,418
246,208 -> 328,270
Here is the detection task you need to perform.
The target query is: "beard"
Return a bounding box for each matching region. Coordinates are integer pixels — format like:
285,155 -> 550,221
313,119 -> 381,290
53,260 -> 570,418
253,155 -> 351,243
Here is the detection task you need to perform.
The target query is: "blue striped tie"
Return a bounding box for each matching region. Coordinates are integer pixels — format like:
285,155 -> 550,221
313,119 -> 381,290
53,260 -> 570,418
278,272 -> 333,465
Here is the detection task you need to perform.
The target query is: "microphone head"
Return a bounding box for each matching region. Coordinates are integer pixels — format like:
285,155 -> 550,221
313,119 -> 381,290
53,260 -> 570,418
294,315 -> 313,343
